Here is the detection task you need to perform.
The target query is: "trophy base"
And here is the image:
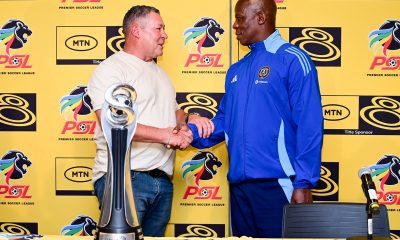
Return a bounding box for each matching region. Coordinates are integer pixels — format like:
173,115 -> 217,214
96,232 -> 143,240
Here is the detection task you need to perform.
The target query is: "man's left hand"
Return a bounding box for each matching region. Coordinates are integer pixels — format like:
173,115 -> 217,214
188,114 -> 214,138
291,188 -> 313,203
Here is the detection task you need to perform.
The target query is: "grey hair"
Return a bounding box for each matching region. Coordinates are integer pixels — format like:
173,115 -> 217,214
122,5 -> 160,35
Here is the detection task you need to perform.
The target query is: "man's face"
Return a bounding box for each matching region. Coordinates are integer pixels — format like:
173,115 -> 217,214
233,0 -> 259,46
140,12 -> 168,60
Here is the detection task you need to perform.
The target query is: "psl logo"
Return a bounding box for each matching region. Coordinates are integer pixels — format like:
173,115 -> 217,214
371,155 -> 400,191
61,215 -> 96,236
0,150 -> 32,198
369,20 -> 400,70
60,86 -> 96,135
183,18 -> 224,67
0,19 -> 32,68
370,155 -> 400,205
181,151 -> 222,199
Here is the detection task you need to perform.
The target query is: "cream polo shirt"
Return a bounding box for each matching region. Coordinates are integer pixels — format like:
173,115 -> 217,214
87,51 -> 177,183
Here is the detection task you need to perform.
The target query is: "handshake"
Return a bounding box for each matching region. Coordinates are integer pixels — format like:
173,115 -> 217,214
165,114 -> 214,150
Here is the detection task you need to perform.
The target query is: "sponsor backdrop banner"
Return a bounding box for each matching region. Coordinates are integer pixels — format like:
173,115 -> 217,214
0,0 -> 399,238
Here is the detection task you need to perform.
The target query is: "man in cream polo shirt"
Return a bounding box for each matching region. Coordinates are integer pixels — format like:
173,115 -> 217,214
87,5 -> 213,237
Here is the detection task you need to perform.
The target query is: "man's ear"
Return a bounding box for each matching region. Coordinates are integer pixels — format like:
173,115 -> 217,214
257,11 -> 266,25
130,23 -> 141,38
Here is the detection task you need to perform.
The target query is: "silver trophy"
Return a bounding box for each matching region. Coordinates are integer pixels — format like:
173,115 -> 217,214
95,84 -> 143,240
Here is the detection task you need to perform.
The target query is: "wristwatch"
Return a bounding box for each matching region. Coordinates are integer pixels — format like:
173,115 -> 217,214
185,112 -> 200,123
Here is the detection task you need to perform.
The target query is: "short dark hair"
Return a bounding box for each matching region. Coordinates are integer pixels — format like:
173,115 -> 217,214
122,5 -> 160,35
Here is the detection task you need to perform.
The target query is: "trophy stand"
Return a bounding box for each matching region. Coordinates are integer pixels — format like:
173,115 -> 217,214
95,84 -> 143,240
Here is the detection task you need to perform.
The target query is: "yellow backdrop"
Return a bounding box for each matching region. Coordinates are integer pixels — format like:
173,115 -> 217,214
0,0 -> 399,238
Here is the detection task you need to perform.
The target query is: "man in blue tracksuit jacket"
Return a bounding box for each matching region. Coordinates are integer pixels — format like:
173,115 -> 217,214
187,0 -> 323,237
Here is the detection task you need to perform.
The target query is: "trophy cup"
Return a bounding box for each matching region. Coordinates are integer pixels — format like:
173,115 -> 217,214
95,84 -> 143,240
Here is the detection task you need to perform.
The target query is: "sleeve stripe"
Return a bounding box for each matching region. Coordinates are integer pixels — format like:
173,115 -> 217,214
285,47 -> 311,76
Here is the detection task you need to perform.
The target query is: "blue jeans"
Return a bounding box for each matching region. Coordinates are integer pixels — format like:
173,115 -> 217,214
94,171 -> 173,237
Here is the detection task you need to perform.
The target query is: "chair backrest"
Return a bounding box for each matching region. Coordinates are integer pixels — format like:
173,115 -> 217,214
282,202 -> 390,238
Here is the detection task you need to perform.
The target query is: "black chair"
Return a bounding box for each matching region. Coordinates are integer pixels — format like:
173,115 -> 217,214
282,203 -> 390,238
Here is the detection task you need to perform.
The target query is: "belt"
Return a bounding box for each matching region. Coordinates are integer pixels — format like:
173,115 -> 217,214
136,169 -> 169,179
